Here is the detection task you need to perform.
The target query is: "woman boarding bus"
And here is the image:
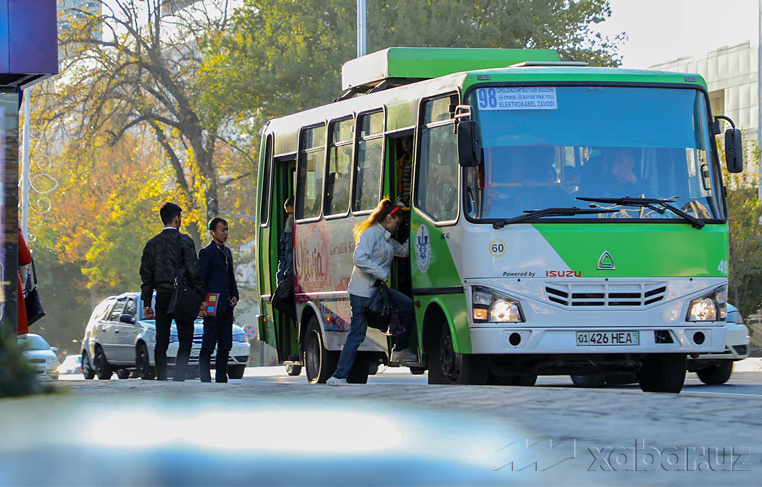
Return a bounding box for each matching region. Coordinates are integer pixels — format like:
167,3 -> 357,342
327,199 -> 417,386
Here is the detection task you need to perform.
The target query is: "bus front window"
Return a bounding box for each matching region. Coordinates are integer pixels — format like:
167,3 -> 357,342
464,86 -> 724,222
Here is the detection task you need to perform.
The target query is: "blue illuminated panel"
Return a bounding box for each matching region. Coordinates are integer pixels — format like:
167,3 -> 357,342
1,0 -> 58,81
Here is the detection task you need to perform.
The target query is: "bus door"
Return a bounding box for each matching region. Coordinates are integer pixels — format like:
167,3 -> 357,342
387,131 -> 414,298
271,157 -> 299,363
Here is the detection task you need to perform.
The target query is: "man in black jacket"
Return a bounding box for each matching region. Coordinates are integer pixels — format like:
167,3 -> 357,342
140,202 -> 205,381
198,217 -> 239,383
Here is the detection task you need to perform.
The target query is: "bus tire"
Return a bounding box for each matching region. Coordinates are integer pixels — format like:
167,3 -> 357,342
303,316 -> 338,384
347,353 -> 370,384
286,364 -> 302,376
431,325 -> 488,385
570,375 -> 606,388
637,354 -> 687,393
696,361 -> 733,385
488,372 -> 537,386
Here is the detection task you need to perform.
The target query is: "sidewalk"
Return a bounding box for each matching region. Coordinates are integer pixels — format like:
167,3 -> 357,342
734,357 -> 762,372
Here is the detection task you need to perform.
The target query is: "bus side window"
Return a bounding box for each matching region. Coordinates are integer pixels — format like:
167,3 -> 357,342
259,134 -> 273,226
354,111 -> 384,212
417,98 -> 458,222
296,124 -> 326,220
325,118 -> 353,216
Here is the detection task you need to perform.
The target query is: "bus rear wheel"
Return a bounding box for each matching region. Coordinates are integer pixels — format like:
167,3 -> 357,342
637,354 -> 686,393
303,317 -> 338,384
429,325 -> 487,385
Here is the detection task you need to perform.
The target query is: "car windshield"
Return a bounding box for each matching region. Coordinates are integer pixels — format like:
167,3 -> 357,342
19,335 -> 51,351
465,86 -> 724,222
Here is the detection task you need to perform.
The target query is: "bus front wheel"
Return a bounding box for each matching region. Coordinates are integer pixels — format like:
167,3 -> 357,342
637,354 -> 687,393
303,317 -> 338,384
429,325 -> 487,385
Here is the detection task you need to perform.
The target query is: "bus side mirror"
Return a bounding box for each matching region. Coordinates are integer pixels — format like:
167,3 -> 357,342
457,120 -> 483,167
725,128 -> 743,173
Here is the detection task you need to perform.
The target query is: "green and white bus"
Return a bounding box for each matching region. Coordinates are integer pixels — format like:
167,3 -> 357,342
256,48 -> 743,392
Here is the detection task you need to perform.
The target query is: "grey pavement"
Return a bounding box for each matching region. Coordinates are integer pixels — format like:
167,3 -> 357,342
0,367 -> 760,486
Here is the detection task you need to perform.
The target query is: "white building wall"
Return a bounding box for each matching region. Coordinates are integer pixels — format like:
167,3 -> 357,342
652,42 -> 759,183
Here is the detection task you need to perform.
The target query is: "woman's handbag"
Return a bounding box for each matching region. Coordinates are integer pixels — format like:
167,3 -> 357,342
272,274 -> 296,319
167,276 -> 203,322
25,259 -> 45,326
363,282 -> 402,336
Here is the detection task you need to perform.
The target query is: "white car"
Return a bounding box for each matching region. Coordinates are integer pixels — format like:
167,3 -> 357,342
570,303 -> 751,387
81,292 -> 250,380
18,334 -> 59,380
687,303 -> 750,384
58,354 -> 82,375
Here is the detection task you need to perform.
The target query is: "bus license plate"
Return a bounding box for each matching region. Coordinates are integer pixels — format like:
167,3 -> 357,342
576,331 -> 639,346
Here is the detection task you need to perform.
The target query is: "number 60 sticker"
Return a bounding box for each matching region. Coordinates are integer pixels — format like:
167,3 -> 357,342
489,239 -> 506,257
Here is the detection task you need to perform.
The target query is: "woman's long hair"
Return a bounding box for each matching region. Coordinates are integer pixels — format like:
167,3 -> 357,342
352,198 -> 398,243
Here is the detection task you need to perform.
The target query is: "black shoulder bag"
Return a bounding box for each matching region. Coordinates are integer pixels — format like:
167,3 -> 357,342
363,282 -> 403,336
167,263 -> 203,322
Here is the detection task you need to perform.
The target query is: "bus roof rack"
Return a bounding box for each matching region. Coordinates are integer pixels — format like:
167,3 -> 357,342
340,47 -> 560,94
510,61 -> 588,67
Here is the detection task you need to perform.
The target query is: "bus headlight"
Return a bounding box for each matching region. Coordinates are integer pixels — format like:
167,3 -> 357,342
472,286 -> 524,323
687,285 -> 727,322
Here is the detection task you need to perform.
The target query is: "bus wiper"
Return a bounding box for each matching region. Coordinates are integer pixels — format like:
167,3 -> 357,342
492,207 -> 619,229
576,196 -> 705,229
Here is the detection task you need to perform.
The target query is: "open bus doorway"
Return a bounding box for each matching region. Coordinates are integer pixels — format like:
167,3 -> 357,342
388,131 -> 414,299
271,158 -> 301,374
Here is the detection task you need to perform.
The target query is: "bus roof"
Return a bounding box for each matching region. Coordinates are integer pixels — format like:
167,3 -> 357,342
341,47 -> 560,91
266,64 -> 707,158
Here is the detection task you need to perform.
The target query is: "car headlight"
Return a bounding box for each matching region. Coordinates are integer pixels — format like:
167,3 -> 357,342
233,333 -> 247,343
687,285 -> 727,322
472,286 -> 524,323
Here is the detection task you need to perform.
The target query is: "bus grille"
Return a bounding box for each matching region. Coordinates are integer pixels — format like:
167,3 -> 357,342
545,282 -> 667,308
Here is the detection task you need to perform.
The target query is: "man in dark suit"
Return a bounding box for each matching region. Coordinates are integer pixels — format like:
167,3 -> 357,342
198,217 -> 240,383
140,202 -> 204,381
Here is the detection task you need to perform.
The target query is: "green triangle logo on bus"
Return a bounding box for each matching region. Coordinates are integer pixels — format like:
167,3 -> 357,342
597,251 -> 615,270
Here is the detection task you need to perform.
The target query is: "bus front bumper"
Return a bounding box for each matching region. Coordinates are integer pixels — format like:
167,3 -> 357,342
469,326 -> 725,355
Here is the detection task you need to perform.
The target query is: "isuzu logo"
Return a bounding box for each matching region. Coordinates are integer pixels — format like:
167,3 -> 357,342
597,251 -> 615,270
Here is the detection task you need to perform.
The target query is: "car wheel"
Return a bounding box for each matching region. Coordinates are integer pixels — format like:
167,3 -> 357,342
637,354 -> 687,393
94,347 -> 113,380
303,316 -> 338,384
697,361 -> 733,385
228,365 -> 246,379
136,343 -> 155,380
285,364 -> 302,376
116,369 -> 131,380
82,352 -> 95,380
430,325 -> 487,385
570,375 -> 606,388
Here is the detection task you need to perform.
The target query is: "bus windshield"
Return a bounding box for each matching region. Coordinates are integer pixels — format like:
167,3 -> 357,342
464,86 -> 724,222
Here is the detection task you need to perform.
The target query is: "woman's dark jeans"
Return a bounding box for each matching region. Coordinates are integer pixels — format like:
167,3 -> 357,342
333,288 -> 415,379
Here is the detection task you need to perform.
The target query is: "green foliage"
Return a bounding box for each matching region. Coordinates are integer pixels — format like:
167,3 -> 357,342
727,185 -> 762,318
200,0 -> 622,126
0,329 -> 42,398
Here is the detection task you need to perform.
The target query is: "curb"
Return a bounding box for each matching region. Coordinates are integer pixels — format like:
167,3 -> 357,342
733,357 -> 762,372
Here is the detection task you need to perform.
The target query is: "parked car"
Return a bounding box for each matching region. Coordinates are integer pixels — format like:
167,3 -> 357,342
18,334 -> 59,380
59,354 -> 82,375
687,303 -> 750,384
81,292 -> 250,380
570,303 -> 751,387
